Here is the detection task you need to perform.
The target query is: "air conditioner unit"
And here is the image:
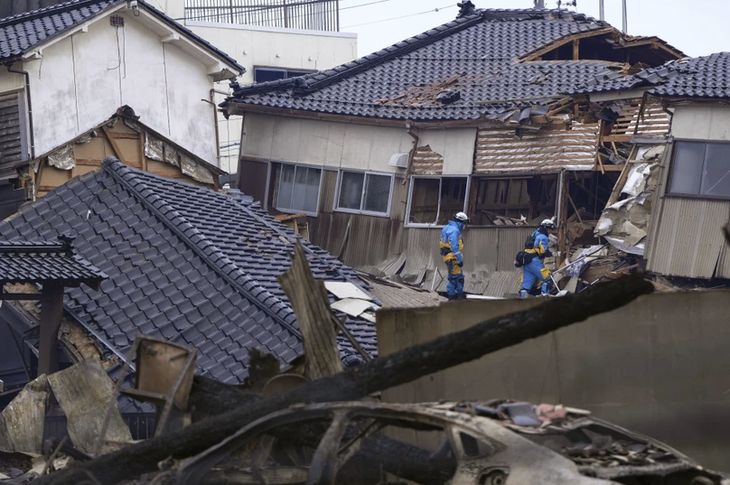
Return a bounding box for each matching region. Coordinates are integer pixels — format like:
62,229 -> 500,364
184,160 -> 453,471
389,152 -> 409,169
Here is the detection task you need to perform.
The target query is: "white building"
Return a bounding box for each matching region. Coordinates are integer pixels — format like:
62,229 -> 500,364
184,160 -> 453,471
146,0 -> 358,173
0,0 -> 243,212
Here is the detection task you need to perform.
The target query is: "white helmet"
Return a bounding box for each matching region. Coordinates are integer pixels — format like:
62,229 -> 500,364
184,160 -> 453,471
454,212 -> 469,223
541,218 -> 556,229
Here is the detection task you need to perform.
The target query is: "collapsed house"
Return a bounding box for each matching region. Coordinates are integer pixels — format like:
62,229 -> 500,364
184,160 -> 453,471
575,52 -> 730,285
0,158 -> 382,435
0,0 -> 244,217
222,6 -> 683,297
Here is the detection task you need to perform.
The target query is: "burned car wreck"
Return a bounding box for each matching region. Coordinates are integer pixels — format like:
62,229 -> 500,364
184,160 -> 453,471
174,400 -> 728,485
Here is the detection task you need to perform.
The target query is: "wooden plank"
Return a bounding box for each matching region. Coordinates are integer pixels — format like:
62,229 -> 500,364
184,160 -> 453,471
75,159 -> 102,167
140,130 -> 147,172
573,39 -> 580,60
101,126 -> 127,164
107,133 -> 139,140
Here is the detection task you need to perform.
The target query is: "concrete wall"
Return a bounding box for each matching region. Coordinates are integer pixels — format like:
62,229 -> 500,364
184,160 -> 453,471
376,290 -> 730,472
18,10 -> 218,163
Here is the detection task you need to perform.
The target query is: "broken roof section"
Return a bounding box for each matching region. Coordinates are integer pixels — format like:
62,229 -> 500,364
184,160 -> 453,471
0,237 -> 106,288
0,158 -> 377,384
223,9 -> 681,123
576,52 -> 730,99
0,0 -> 243,77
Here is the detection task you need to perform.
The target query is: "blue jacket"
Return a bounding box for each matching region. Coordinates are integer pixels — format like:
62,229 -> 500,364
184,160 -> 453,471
526,228 -> 551,258
440,220 -> 464,265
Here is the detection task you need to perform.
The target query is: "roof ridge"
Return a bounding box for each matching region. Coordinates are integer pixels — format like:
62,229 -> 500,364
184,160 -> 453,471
101,158 -> 304,343
0,0 -> 118,27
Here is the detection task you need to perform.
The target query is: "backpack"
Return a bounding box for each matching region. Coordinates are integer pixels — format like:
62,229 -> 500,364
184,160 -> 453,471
514,250 -> 536,268
524,231 -> 537,250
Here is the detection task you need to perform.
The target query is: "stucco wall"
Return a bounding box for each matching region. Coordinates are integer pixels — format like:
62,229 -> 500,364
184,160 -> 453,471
23,11 -> 218,163
376,290 -> 730,472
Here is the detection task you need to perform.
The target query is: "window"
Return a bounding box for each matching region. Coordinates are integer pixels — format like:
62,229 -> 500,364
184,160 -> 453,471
273,163 -> 322,215
668,141 -> 730,198
471,176 -> 558,226
254,67 -> 314,83
335,171 -> 393,216
407,177 -> 468,226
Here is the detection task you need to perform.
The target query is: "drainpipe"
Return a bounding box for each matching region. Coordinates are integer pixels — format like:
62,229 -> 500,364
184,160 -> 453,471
6,63 -> 35,160
403,122 -> 419,185
202,89 -> 221,170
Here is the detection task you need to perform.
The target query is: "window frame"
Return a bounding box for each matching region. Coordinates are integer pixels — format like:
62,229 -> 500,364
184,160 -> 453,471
405,175 -> 472,228
271,162 -> 323,217
666,139 -> 730,201
333,169 -> 394,218
253,67 -> 316,83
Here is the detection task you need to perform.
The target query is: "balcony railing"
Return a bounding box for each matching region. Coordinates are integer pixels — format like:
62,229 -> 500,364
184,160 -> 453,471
184,0 -> 340,32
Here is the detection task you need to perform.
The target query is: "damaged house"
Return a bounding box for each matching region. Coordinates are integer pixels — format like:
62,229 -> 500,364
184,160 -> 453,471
0,0 -> 244,217
222,6 -> 683,297
577,52 -> 730,282
0,158 -> 380,435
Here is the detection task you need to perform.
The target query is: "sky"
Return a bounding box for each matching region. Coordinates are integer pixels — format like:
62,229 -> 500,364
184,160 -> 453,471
339,0 -> 730,59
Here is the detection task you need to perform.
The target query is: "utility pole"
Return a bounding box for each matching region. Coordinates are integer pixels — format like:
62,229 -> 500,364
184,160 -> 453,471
599,0 -> 605,20
622,0 -> 628,33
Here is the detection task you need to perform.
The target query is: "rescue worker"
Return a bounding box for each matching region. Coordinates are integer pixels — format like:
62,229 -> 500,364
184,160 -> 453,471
520,219 -> 556,298
439,212 -> 469,300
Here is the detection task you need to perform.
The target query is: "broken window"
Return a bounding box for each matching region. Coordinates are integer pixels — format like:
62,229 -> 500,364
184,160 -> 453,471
407,177 -> 468,226
335,170 -> 393,216
469,176 -> 558,226
668,141 -> 730,198
272,162 -> 322,215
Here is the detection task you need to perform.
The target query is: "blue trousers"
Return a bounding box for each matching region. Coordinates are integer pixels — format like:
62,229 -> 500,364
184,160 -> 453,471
445,260 -> 464,299
520,257 -> 549,298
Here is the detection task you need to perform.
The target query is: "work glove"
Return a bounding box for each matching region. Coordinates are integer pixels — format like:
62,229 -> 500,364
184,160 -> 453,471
458,262 -> 463,267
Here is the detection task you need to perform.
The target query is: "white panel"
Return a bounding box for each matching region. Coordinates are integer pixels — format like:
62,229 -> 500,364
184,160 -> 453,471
71,21 -> 122,135
0,67 -> 25,93
341,124 -> 373,169
298,120 -> 329,165
672,105 -> 713,140
27,38 -> 78,155
118,13 -> 169,138
270,116 -> 302,162
419,128 -> 476,175
368,127 -> 405,172
708,106 -> 730,141
324,122 -> 346,166
242,112 -> 275,159
163,41 -> 218,163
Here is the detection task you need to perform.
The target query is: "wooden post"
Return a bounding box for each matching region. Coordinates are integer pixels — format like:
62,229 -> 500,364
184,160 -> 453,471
572,39 -> 580,60
557,171 -> 569,268
38,283 -> 64,376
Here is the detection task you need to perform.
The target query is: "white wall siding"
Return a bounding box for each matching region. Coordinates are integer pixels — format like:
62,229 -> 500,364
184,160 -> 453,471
418,128 -> 476,174
672,105 -> 730,141
0,67 -> 26,94
242,113 -> 413,173
26,11 -> 218,162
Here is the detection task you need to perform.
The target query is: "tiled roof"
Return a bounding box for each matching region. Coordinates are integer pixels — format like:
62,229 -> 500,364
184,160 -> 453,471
0,158 -> 375,385
576,52 -> 730,100
0,0 -> 243,72
0,238 -> 107,286
224,9 -> 655,122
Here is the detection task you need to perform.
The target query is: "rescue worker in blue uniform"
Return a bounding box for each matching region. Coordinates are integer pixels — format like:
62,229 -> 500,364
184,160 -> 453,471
520,219 -> 556,298
439,212 -> 469,300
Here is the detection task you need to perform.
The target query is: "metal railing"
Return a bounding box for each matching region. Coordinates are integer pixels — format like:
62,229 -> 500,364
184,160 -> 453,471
184,0 -> 340,31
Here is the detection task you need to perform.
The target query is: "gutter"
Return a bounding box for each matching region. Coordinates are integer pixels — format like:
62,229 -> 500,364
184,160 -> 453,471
402,122 -> 419,185
5,63 -> 35,160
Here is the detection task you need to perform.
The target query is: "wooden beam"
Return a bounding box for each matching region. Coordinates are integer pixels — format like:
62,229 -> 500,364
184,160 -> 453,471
38,283 -> 64,376
0,293 -> 43,300
518,27 -> 615,61
140,131 -> 148,172
573,39 -> 580,60
102,126 -> 127,164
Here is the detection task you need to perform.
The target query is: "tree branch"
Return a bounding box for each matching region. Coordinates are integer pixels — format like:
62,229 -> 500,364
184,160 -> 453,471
39,273 -> 653,485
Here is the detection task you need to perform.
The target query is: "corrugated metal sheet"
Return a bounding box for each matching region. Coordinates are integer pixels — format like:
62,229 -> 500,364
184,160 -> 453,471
366,277 -> 445,308
497,226 -> 533,271
0,92 -> 24,180
474,123 -> 599,174
717,242 -> 730,279
390,177 -> 408,222
647,197 -> 730,278
411,145 -> 443,175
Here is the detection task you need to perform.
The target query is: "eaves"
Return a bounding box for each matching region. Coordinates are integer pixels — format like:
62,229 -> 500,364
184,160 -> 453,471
228,102 -> 508,130
15,2 -> 243,80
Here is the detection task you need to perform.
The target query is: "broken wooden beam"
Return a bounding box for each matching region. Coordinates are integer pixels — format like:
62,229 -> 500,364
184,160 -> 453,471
38,273 -> 653,485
